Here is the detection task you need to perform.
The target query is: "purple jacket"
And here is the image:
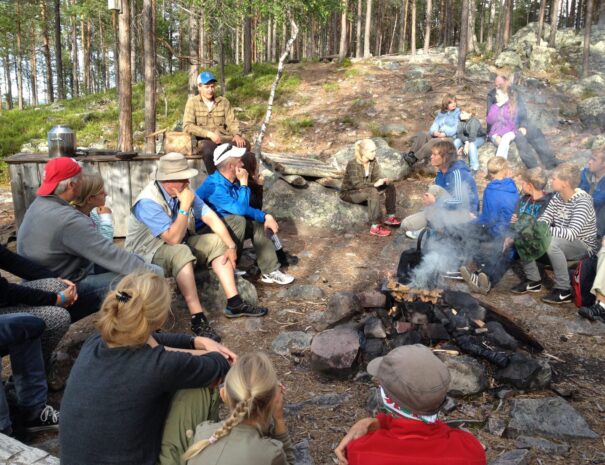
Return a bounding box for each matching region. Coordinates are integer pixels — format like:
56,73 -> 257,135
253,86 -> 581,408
486,102 -> 517,137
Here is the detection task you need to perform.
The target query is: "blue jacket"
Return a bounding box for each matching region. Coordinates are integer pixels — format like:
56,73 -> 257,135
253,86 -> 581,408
580,167 -> 605,237
195,171 -> 265,231
435,160 -> 480,214
475,177 -> 519,238
429,108 -> 461,137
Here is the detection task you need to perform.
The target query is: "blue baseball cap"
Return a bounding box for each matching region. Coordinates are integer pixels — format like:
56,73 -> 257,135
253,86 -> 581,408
197,71 -> 217,85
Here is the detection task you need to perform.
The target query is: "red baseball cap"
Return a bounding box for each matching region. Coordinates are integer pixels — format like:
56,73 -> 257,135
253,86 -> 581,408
37,157 -> 82,196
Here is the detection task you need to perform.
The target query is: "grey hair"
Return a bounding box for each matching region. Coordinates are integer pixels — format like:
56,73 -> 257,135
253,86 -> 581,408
53,174 -> 81,195
216,157 -> 237,172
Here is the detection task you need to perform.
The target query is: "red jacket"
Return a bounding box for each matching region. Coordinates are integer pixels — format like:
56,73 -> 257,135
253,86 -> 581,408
346,413 -> 486,465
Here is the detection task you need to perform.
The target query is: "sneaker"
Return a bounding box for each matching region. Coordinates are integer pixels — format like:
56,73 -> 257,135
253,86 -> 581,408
24,405 -> 59,433
511,280 -> 542,294
403,151 -> 418,166
234,268 -> 247,277
261,269 -> 295,285
383,216 -> 402,227
405,229 -> 421,240
192,318 -> 222,342
578,301 -> 605,322
460,266 -> 491,294
442,270 -> 464,280
370,225 -> 391,237
542,288 -> 572,304
224,302 -> 268,318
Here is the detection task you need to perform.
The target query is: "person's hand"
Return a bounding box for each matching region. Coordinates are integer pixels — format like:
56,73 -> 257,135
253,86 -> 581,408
510,213 -> 518,224
176,187 -> 195,210
601,236 -> 605,248
373,178 -> 385,188
209,132 -> 222,145
264,214 -> 279,235
56,280 -> 78,307
457,146 -> 464,156
97,205 -> 112,214
232,134 -> 246,148
519,127 -> 527,136
235,166 -> 249,186
335,418 -> 378,465
257,173 -> 265,186
195,337 -> 237,364
494,135 -> 502,145
433,131 -> 446,138
502,237 -> 514,252
220,247 -> 237,270
423,192 -> 436,206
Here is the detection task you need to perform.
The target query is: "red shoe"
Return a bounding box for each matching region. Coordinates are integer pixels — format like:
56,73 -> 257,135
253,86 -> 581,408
383,215 -> 401,227
370,225 -> 392,237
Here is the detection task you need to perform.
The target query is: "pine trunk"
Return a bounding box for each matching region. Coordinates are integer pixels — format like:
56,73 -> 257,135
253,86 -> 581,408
356,0 -> 363,57
424,0 -> 432,52
143,0 -> 156,154
16,0 -> 24,109
549,0 -> 562,46
400,0 -> 409,52
244,12 -> 252,74
569,0 -> 577,26
54,0 -> 64,99
40,0 -> 54,103
599,0 -> 605,25
364,0 -> 372,57
468,0 -> 477,52
4,51 -> 12,109
82,19 -> 91,93
411,0 -> 417,54
30,37 -> 38,106
188,11 -> 199,95
457,0 -> 469,77
339,0 -> 348,61
118,0 -> 133,152
70,6 -> 79,98
503,0 -> 513,47
583,0 -> 594,76
537,0 -> 547,44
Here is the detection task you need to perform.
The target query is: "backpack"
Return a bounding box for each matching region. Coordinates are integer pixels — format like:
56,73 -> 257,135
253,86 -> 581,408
571,256 -> 597,308
511,215 -> 552,262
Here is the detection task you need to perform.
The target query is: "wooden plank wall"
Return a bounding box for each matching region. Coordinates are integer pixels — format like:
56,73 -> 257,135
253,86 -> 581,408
9,157 -> 208,238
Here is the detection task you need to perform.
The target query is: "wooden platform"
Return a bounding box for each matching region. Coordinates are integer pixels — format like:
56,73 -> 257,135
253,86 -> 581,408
7,153 -> 207,237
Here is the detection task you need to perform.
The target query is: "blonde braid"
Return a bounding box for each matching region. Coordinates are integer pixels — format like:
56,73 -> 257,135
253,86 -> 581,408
182,398 -> 252,461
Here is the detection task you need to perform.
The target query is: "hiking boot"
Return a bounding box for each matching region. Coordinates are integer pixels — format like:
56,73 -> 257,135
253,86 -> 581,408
578,301 -> 605,322
224,302 -> 268,319
277,250 -> 299,267
261,269 -> 295,285
403,151 -> 418,166
370,225 -> 391,237
542,288 -> 572,304
511,280 -> 542,294
24,405 -> 59,433
383,215 -> 402,227
192,318 -> 222,342
460,266 -> 491,295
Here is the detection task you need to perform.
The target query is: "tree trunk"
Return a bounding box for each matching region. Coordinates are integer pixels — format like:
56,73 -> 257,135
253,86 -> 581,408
15,0 -> 24,110
82,19 -> 91,93
411,0 -> 417,54
272,15 -> 277,61
468,0 -> 477,52
389,12 -> 399,53
503,0 -> 513,47
188,11 -> 199,95
599,0 -> 605,25
487,0 -> 494,50
400,0 -> 409,52
244,10 -> 252,74
424,0 -> 432,52
356,0 -> 363,57
364,0 -> 372,57
537,0 -> 547,44
457,0 -> 469,78
143,0 -> 156,154
40,0 -> 54,103
54,0 -> 65,99
549,0 -> 562,46
118,0 -> 133,152
113,10 -> 120,89
569,0 -> 577,26
130,0 -> 136,81
339,0 -> 348,61
30,37 -> 38,106
479,0 -> 485,43
70,5 -> 79,98
583,0 -> 594,77
4,51 -> 12,109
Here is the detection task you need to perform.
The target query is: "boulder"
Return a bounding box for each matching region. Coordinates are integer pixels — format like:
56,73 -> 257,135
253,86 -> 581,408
514,435 -> 570,455
278,284 -> 325,301
466,62 -> 492,81
404,67 -> 425,79
379,123 -> 407,136
477,142 -> 526,172
443,46 -> 459,64
538,315 -> 605,337
403,78 -> 432,93
195,270 -> 257,314
311,326 -> 361,375
332,137 -> 411,181
494,353 -> 551,390
507,397 -> 598,440
271,331 -> 314,356
488,449 -> 531,465
578,96 -> 605,130
362,338 -> 386,363
495,51 -> 522,69
293,439 -> 314,465
443,355 -> 489,397
486,321 -> 519,351
356,291 -> 387,309
558,74 -> 605,99
316,292 -> 363,330
529,45 -> 557,71
363,316 -> 387,339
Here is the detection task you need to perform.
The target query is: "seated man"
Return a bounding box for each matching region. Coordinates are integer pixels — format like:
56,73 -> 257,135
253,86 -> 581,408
126,153 -> 267,341
0,313 -> 60,436
579,149 -> 605,238
196,144 -> 295,285
17,157 -> 160,323
513,162 -> 598,304
335,344 -> 486,465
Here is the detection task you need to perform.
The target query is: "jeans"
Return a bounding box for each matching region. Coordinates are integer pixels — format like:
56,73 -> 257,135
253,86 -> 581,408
523,236 -> 590,290
454,137 -> 485,171
69,272 -> 123,322
0,313 -> 47,432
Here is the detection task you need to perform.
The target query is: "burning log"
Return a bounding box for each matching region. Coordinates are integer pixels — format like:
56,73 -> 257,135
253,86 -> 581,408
386,280 -> 443,304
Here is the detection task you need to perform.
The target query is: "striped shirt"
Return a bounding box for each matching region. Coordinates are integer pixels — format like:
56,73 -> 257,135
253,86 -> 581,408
538,189 -> 598,254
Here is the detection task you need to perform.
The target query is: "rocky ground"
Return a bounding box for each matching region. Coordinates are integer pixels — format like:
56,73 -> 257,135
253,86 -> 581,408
2,45 -> 605,464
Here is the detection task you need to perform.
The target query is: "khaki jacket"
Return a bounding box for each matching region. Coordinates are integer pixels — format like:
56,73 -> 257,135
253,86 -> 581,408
183,95 -> 240,139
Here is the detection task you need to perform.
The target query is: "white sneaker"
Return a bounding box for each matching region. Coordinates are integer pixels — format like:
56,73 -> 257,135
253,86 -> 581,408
405,229 -> 422,240
261,270 -> 295,285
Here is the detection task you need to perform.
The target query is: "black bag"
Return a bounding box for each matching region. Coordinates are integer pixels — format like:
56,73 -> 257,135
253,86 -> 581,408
397,229 -> 427,284
571,255 -> 597,308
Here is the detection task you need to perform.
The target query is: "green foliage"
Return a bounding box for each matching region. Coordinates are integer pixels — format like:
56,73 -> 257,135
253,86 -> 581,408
323,82 -> 339,92
280,116 -> 314,135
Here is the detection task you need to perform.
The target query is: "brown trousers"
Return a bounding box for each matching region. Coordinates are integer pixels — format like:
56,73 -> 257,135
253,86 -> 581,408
410,132 -> 453,161
340,184 -> 397,224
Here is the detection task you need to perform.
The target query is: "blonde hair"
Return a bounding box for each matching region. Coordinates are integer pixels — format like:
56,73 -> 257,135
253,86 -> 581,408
183,352 -> 279,461
354,139 -> 377,164
487,157 -> 508,176
440,94 -> 457,112
553,162 -> 581,189
72,172 -> 105,208
97,272 -> 171,347
520,167 -> 548,191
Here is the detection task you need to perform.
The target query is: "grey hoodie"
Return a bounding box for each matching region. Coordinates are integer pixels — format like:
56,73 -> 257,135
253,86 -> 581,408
18,195 -> 157,281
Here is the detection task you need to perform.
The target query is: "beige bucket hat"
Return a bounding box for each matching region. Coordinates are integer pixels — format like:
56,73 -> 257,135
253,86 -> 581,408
156,152 -> 198,181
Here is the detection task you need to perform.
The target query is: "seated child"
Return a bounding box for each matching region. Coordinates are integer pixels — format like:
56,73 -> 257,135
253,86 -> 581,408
453,110 -> 486,175
73,172 -> 113,241
486,86 -> 517,160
